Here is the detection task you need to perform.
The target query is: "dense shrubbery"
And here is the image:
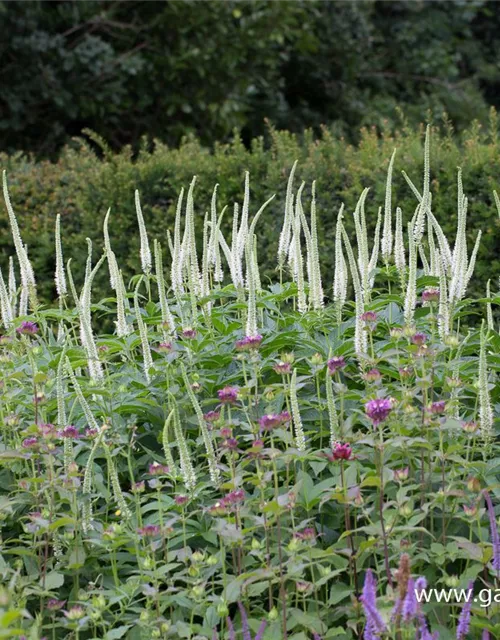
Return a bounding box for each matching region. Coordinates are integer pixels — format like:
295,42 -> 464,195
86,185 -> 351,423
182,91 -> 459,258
2,120 -> 500,304
3,1 -> 500,156
0,138 -> 500,639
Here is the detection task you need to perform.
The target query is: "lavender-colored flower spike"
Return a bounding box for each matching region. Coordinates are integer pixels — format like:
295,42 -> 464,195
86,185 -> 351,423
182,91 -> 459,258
238,602 -> 252,640
484,490 -> 500,572
482,630 -> 490,640
456,581 -> 473,639
226,616 -> 236,640
402,578 -> 418,622
254,620 -> 267,640
360,569 -> 387,634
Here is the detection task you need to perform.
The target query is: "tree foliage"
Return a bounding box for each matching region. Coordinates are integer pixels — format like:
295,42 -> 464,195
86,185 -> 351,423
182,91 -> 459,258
2,0 -> 500,156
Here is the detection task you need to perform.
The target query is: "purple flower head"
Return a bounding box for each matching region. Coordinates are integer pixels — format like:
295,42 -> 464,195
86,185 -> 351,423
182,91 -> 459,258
204,410 -> 220,424
47,599 -> 66,611
59,425 -> 79,439
456,582 -> 474,639
365,398 -> 393,425
148,462 -> 169,476
363,368 -> 382,383
131,481 -> 145,494
22,437 -> 38,449
361,311 -> 378,324
157,341 -> 173,353
411,332 -> 427,346
16,321 -> 38,336
137,524 -> 161,538
274,361 -> 292,375
422,288 -> 440,303
237,602 -> 252,640
223,437 -> 238,450
64,605 -> 85,620
327,356 -> 346,375
429,400 -> 446,415
175,495 -> 189,506
259,413 -> 283,431
182,327 -> 197,339
484,490 -> 500,572
235,335 -> 263,351
220,426 -> 233,438
294,527 -> 316,543
39,423 -> 57,438
217,386 -> 238,404
393,467 -> 409,482
331,442 -> 352,461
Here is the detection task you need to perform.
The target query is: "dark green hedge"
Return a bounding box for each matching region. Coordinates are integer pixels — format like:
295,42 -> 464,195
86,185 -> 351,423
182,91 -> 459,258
2,118 -> 500,303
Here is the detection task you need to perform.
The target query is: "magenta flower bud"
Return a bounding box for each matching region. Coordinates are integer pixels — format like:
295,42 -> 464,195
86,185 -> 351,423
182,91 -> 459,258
59,425 -> 79,439
393,467 -> 409,482
363,368 -> 382,383
259,414 -> 283,431
148,462 -> 169,476
22,437 -> 38,449
223,437 -> 238,450
132,481 -> 145,494
365,398 -> 393,425
422,288 -> 440,303
47,599 -> 66,610
331,442 -> 352,461
157,341 -> 173,353
429,400 -> 446,415
274,361 -> 292,375
175,495 -> 189,506
327,356 -> 346,375
137,524 -> 162,538
361,311 -> 377,324
204,410 -> 221,423
220,426 -> 233,438
411,332 -> 427,346
217,386 -> 238,404
181,327 -> 197,339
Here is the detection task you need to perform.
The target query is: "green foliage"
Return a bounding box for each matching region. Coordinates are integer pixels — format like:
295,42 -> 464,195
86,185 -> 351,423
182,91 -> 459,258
2,1 -> 500,156
2,120 -> 500,303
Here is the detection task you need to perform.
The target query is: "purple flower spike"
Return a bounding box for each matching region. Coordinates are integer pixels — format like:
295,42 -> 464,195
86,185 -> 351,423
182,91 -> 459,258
484,490 -> 500,572
226,617 -> 236,640
237,602 -> 252,640
360,569 -> 387,635
365,398 -> 393,425
402,578 -> 417,622
456,581 -> 474,639
254,620 -> 267,640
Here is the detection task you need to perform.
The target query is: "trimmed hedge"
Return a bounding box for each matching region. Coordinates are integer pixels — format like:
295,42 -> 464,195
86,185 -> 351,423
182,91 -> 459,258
2,118 -> 500,303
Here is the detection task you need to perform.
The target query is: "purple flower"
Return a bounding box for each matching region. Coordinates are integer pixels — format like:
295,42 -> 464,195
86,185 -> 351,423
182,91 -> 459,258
411,332 -> 427,346
22,437 -> 38,449
456,582 -> 474,639
259,413 -> 285,431
360,569 -> 387,635
16,321 -> 38,336
235,335 -> 263,351
182,327 -> 197,339
365,398 -> 393,425
327,356 -> 346,375
330,442 -> 353,461
237,602 -> 252,640
484,490 -> 500,572
402,578 -> 417,622
204,410 -> 220,423
137,524 -> 162,538
148,462 -> 169,476
175,495 -> 189,506
363,368 -> 382,383
429,400 -> 446,415
361,311 -> 378,324
422,288 -> 440,303
64,605 -> 85,620
217,386 -> 238,404
157,341 -> 173,353
393,467 -> 409,482
47,599 -> 66,610
131,481 -> 145,493
274,361 -> 292,375
59,425 -> 79,439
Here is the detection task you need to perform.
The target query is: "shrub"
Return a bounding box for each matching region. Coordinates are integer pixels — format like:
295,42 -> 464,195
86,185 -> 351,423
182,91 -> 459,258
0,136 -> 499,638
1,118 -> 500,307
